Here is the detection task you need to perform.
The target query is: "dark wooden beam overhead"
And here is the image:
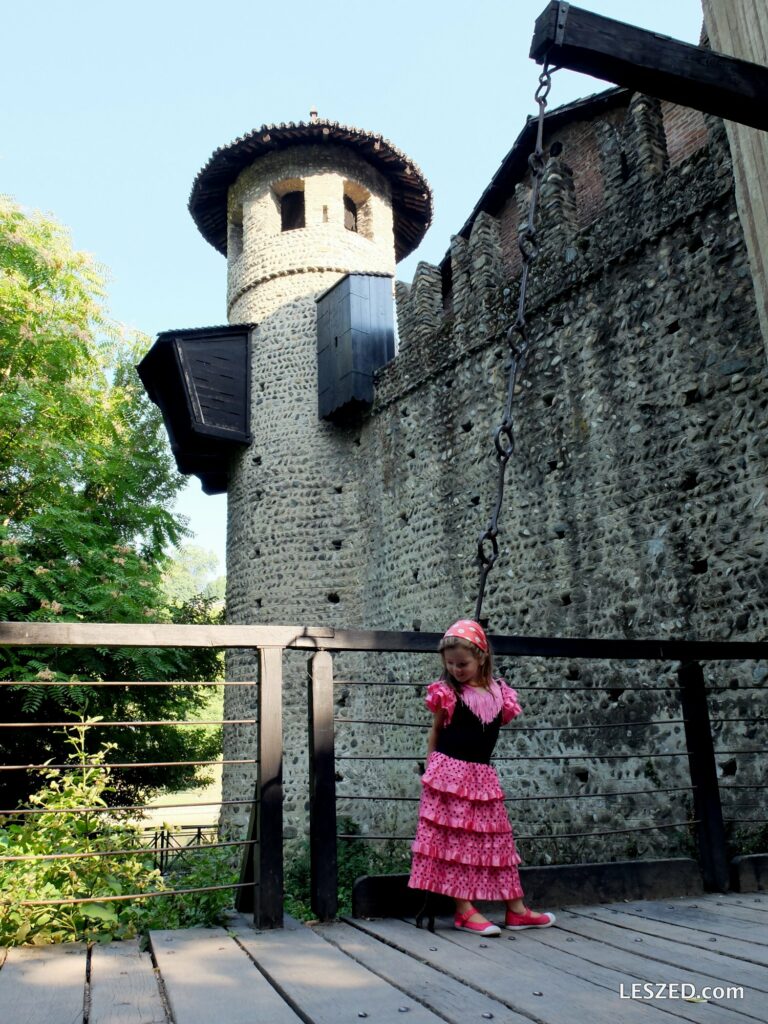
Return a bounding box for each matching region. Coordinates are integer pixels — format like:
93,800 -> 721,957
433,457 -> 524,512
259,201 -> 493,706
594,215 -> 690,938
530,2 -> 768,132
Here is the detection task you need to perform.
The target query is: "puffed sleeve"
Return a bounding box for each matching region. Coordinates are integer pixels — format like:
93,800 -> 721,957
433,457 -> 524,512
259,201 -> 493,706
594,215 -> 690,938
425,680 -> 457,724
498,680 -> 522,724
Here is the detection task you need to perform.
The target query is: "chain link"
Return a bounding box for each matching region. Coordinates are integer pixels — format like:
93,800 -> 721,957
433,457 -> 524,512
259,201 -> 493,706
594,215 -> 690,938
474,64 -> 554,624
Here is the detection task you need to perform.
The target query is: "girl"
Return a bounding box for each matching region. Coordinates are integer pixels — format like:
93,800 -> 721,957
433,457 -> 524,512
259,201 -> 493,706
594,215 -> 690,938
408,619 -> 556,935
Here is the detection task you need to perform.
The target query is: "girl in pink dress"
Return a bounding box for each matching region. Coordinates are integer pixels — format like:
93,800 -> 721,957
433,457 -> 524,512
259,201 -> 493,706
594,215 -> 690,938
408,619 -> 556,936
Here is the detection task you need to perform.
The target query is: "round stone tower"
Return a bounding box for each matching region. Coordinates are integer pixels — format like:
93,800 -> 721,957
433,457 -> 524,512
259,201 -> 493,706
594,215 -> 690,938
188,118 -> 431,838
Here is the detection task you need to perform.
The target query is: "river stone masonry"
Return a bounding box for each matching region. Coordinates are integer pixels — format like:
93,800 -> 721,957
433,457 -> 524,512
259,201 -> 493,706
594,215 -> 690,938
191,95 -> 765,862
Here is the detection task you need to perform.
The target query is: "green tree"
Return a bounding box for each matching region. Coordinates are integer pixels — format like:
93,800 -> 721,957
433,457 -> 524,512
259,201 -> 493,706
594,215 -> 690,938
0,196 -> 221,809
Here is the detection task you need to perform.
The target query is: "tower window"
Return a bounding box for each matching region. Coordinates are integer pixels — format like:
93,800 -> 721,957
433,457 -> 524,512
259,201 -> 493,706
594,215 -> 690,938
281,191 -> 305,231
344,194 -> 358,232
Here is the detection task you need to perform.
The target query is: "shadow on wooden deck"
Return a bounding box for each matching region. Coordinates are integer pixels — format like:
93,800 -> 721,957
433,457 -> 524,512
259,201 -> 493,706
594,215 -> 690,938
1,894 -> 765,1023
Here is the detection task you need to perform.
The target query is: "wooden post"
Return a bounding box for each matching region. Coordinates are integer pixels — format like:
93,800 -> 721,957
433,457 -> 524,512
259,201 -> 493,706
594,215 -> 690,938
677,661 -> 729,893
237,646 -> 285,927
308,650 -> 338,921
530,2 -> 768,132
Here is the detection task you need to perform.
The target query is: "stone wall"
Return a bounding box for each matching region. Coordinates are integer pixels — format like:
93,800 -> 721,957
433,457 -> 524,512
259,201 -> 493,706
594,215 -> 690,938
338,93 -> 766,863
222,94 -> 767,865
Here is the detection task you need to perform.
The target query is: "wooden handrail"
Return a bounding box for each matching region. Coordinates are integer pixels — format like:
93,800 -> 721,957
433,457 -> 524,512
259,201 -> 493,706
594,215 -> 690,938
2,620 -> 767,660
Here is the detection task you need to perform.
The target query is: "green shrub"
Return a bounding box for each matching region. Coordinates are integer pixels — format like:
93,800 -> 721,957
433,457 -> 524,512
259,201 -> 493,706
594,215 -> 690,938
0,723 -> 236,945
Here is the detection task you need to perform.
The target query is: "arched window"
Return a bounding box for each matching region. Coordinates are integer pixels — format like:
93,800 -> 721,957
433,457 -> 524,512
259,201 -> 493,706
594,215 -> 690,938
343,194 -> 358,233
281,191 -> 305,231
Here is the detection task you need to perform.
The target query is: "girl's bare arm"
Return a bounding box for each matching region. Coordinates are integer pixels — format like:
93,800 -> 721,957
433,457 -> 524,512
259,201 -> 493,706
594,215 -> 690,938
427,709 -> 445,755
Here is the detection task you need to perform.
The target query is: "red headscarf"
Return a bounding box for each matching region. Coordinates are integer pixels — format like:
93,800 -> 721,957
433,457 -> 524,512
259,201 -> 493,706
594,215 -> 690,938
442,619 -> 489,652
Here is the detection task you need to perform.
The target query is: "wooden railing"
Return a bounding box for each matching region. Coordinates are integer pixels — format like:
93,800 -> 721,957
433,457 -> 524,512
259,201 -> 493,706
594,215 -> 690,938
1,622 -> 766,929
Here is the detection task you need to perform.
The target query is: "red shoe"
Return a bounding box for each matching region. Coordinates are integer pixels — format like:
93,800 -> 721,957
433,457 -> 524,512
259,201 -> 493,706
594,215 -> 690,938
454,906 -> 501,936
505,907 -> 556,930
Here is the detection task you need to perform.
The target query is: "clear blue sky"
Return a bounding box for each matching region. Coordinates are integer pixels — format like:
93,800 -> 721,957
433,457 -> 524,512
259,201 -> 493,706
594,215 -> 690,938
2,0 -> 703,575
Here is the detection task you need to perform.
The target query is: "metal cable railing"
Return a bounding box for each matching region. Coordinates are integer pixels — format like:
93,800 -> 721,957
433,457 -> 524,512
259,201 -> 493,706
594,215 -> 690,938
314,655 -> 767,925
0,641 -> 263,927
2,621 -> 767,932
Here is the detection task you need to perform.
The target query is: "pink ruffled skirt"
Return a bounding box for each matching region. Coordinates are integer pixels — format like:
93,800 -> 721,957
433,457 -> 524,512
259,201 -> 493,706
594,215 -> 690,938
408,751 -> 524,901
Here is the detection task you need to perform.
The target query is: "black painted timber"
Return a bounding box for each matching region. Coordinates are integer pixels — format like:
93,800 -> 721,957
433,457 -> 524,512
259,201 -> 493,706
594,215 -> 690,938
678,661 -> 729,893
308,651 -> 338,921
353,858 -> 703,917
531,2 -> 768,132
317,274 -> 395,422
255,647 -> 284,928
137,324 -> 253,494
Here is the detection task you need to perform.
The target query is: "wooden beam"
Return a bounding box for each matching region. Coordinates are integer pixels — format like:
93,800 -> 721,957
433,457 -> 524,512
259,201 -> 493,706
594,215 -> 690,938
254,646 -> 284,928
531,2 -> 768,132
677,661 -> 729,893
308,651 -> 337,922
1,619 -> 767,660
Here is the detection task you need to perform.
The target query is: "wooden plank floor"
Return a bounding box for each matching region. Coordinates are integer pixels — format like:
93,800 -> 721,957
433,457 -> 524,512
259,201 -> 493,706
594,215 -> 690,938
0,894 -> 765,1023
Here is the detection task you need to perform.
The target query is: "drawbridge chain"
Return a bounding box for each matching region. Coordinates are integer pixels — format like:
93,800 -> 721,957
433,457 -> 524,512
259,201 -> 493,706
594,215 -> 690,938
475,63 -> 555,624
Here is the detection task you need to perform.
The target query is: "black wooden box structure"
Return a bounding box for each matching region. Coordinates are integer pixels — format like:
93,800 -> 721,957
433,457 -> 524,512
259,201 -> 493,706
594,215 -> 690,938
137,324 -> 252,495
316,274 -> 395,422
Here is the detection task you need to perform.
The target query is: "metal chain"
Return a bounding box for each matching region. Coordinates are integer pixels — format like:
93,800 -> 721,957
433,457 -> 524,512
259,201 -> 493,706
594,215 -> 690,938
475,64 -> 554,624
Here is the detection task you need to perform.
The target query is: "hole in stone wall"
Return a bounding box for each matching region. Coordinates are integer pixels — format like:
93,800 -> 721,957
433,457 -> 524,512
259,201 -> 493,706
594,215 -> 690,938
565,666 -> 580,681
252,455 -> 262,465
470,496 -> 481,506
407,449 -> 416,459
688,233 -> 704,253
413,569 -> 419,581
332,540 -> 343,550
542,393 -> 556,407
681,470 -> 698,491
573,768 -> 589,783
691,557 -> 708,575
461,420 -> 473,432
607,688 -> 624,702
335,486 -> 343,494
322,205 -> 329,223
619,150 -> 631,183
728,678 -> 739,690
561,593 -> 572,606
734,611 -> 750,631
549,141 -> 564,158
327,593 -> 340,604
683,387 -> 701,406
554,525 -> 567,540
719,758 -> 737,777
547,460 -> 558,473
666,320 -> 680,334
255,598 -> 262,608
